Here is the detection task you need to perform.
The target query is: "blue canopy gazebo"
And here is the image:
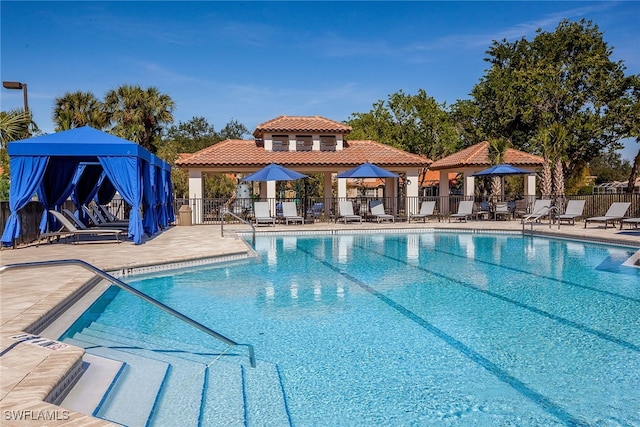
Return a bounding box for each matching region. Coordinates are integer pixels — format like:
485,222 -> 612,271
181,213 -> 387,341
1,126 -> 174,245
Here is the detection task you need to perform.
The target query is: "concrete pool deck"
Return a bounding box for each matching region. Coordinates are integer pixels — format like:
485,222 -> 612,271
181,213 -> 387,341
1,220 -> 638,425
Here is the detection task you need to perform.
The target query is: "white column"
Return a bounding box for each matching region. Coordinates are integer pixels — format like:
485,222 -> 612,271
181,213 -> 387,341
525,175 -> 536,198
267,180 -> 276,199
464,173 -> 475,199
439,170 -> 450,214
338,174 -> 347,198
266,180 -> 277,215
324,172 -> 333,214
188,169 -> 204,223
385,178 -> 395,213
406,169 -> 419,215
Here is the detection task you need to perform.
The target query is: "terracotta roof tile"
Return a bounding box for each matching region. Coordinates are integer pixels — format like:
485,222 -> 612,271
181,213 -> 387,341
253,115 -> 352,137
429,141 -> 544,170
175,139 -> 431,169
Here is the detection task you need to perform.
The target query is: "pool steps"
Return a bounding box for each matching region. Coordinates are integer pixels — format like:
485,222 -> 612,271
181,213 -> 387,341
63,336 -> 170,426
62,321 -> 289,426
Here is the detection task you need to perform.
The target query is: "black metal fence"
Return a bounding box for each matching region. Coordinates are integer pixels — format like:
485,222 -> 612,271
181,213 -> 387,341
174,194 -> 640,225
2,194 -> 639,246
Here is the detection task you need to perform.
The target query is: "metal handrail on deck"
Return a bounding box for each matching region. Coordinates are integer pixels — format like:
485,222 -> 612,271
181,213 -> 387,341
0,259 -> 256,368
221,210 -> 256,246
522,205 -> 561,232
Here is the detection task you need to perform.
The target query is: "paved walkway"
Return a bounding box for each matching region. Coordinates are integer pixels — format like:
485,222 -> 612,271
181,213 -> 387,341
0,220 -> 638,425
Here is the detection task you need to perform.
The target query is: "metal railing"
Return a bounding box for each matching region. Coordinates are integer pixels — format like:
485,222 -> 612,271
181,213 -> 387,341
0,259 -> 256,368
221,210 -> 256,247
522,205 -> 561,232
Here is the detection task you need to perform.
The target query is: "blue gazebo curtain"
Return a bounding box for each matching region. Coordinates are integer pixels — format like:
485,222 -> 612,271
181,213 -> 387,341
142,161 -> 159,236
96,175 -> 117,206
1,156 -> 50,245
99,156 -> 144,244
70,164 -> 104,224
36,159 -> 80,233
166,170 -> 175,223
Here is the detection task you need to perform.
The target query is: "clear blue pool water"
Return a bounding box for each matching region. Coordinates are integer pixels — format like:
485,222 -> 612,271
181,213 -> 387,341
63,232 -> 640,426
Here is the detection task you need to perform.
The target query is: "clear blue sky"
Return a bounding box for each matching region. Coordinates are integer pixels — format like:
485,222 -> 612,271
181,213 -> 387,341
2,1 -> 638,161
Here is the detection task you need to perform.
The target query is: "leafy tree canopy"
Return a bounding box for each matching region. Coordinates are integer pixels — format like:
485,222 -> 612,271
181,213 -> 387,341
346,89 -> 459,160
471,19 -> 638,183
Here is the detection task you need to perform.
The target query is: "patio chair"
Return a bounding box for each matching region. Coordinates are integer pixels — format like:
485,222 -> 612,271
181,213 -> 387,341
522,199 -> 551,224
253,202 -> 275,226
584,202 -> 631,229
369,201 -> 394,223
449,200 -> 474,222
282,201 -> 304,225
409,201 -> 437,223
83,205 -> 129,228
493,202 -> 511,220
338,201 -> 362,224
473,201 -> 490,221
43,210 -> 123,243
68,208 -> 127,230
557,200 -> 585,225
306,202 -> 324,220
620,217 -> 640,230
97,204 -> 127,223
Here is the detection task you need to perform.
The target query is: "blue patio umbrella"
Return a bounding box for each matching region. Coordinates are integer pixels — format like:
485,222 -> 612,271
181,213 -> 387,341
472,164 -> 531,177
242,163 -> 308,182
337,162 -> 399,179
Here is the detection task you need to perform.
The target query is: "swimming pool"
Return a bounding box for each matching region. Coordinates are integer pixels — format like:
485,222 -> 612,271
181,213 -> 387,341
62,232 -> 640,426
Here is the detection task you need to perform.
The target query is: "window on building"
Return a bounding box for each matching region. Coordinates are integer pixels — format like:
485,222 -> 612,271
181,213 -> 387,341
320,135 -> 336,151
296,135 -> 312,151
272,135 -> 289,151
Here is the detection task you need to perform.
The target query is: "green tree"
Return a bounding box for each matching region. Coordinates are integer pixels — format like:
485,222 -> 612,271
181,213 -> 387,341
158,117 -> 247,199
0,109 -> 37,199
449,99 -> 486,149
104,85 -> 174,153
52,91 -> 107,131
589,151 -> 631,184
487,137 -> 510,199
219,118 -> 249,140
472,19 -> 636,184
346,89 -> 458,160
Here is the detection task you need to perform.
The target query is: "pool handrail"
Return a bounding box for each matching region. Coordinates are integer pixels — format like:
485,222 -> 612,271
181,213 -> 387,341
0,259 -> 257,368
221,210 -> 256,247
522,205 -> 561,232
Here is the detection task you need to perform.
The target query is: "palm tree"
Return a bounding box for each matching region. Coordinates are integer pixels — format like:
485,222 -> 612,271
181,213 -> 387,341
0,109 -> 32,145
52,91 -> 107,131
488,137 -> 510,200
104,85 -> 174,153
536,128 -> 554,198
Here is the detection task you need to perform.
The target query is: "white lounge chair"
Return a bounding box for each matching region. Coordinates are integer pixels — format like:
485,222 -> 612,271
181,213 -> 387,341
43,210 -> 123,243
253,202 -> 275,226
95,203 -> 129,224
493,202 -> 511,220
449,201 -> 474,222
338,201 -> 362,224
83,205 -> 129,228
474,201 -> 490,221
557,200 -> 585,225
522,199 -> 551,223
409,201 -> 437,223
369,201 -> 394,223
620,217 -> 640,230
282,202 -> 304,225
584,202 -> 631,229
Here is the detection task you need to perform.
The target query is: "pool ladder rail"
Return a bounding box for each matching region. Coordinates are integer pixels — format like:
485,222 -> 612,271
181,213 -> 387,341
221,210 -> 256,247
522,205 -> 561,233
0,259 -> 257,368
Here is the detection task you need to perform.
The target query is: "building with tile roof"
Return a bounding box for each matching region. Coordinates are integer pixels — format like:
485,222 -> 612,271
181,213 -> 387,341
429,141 -> 544,212
176,115 -> 431,220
